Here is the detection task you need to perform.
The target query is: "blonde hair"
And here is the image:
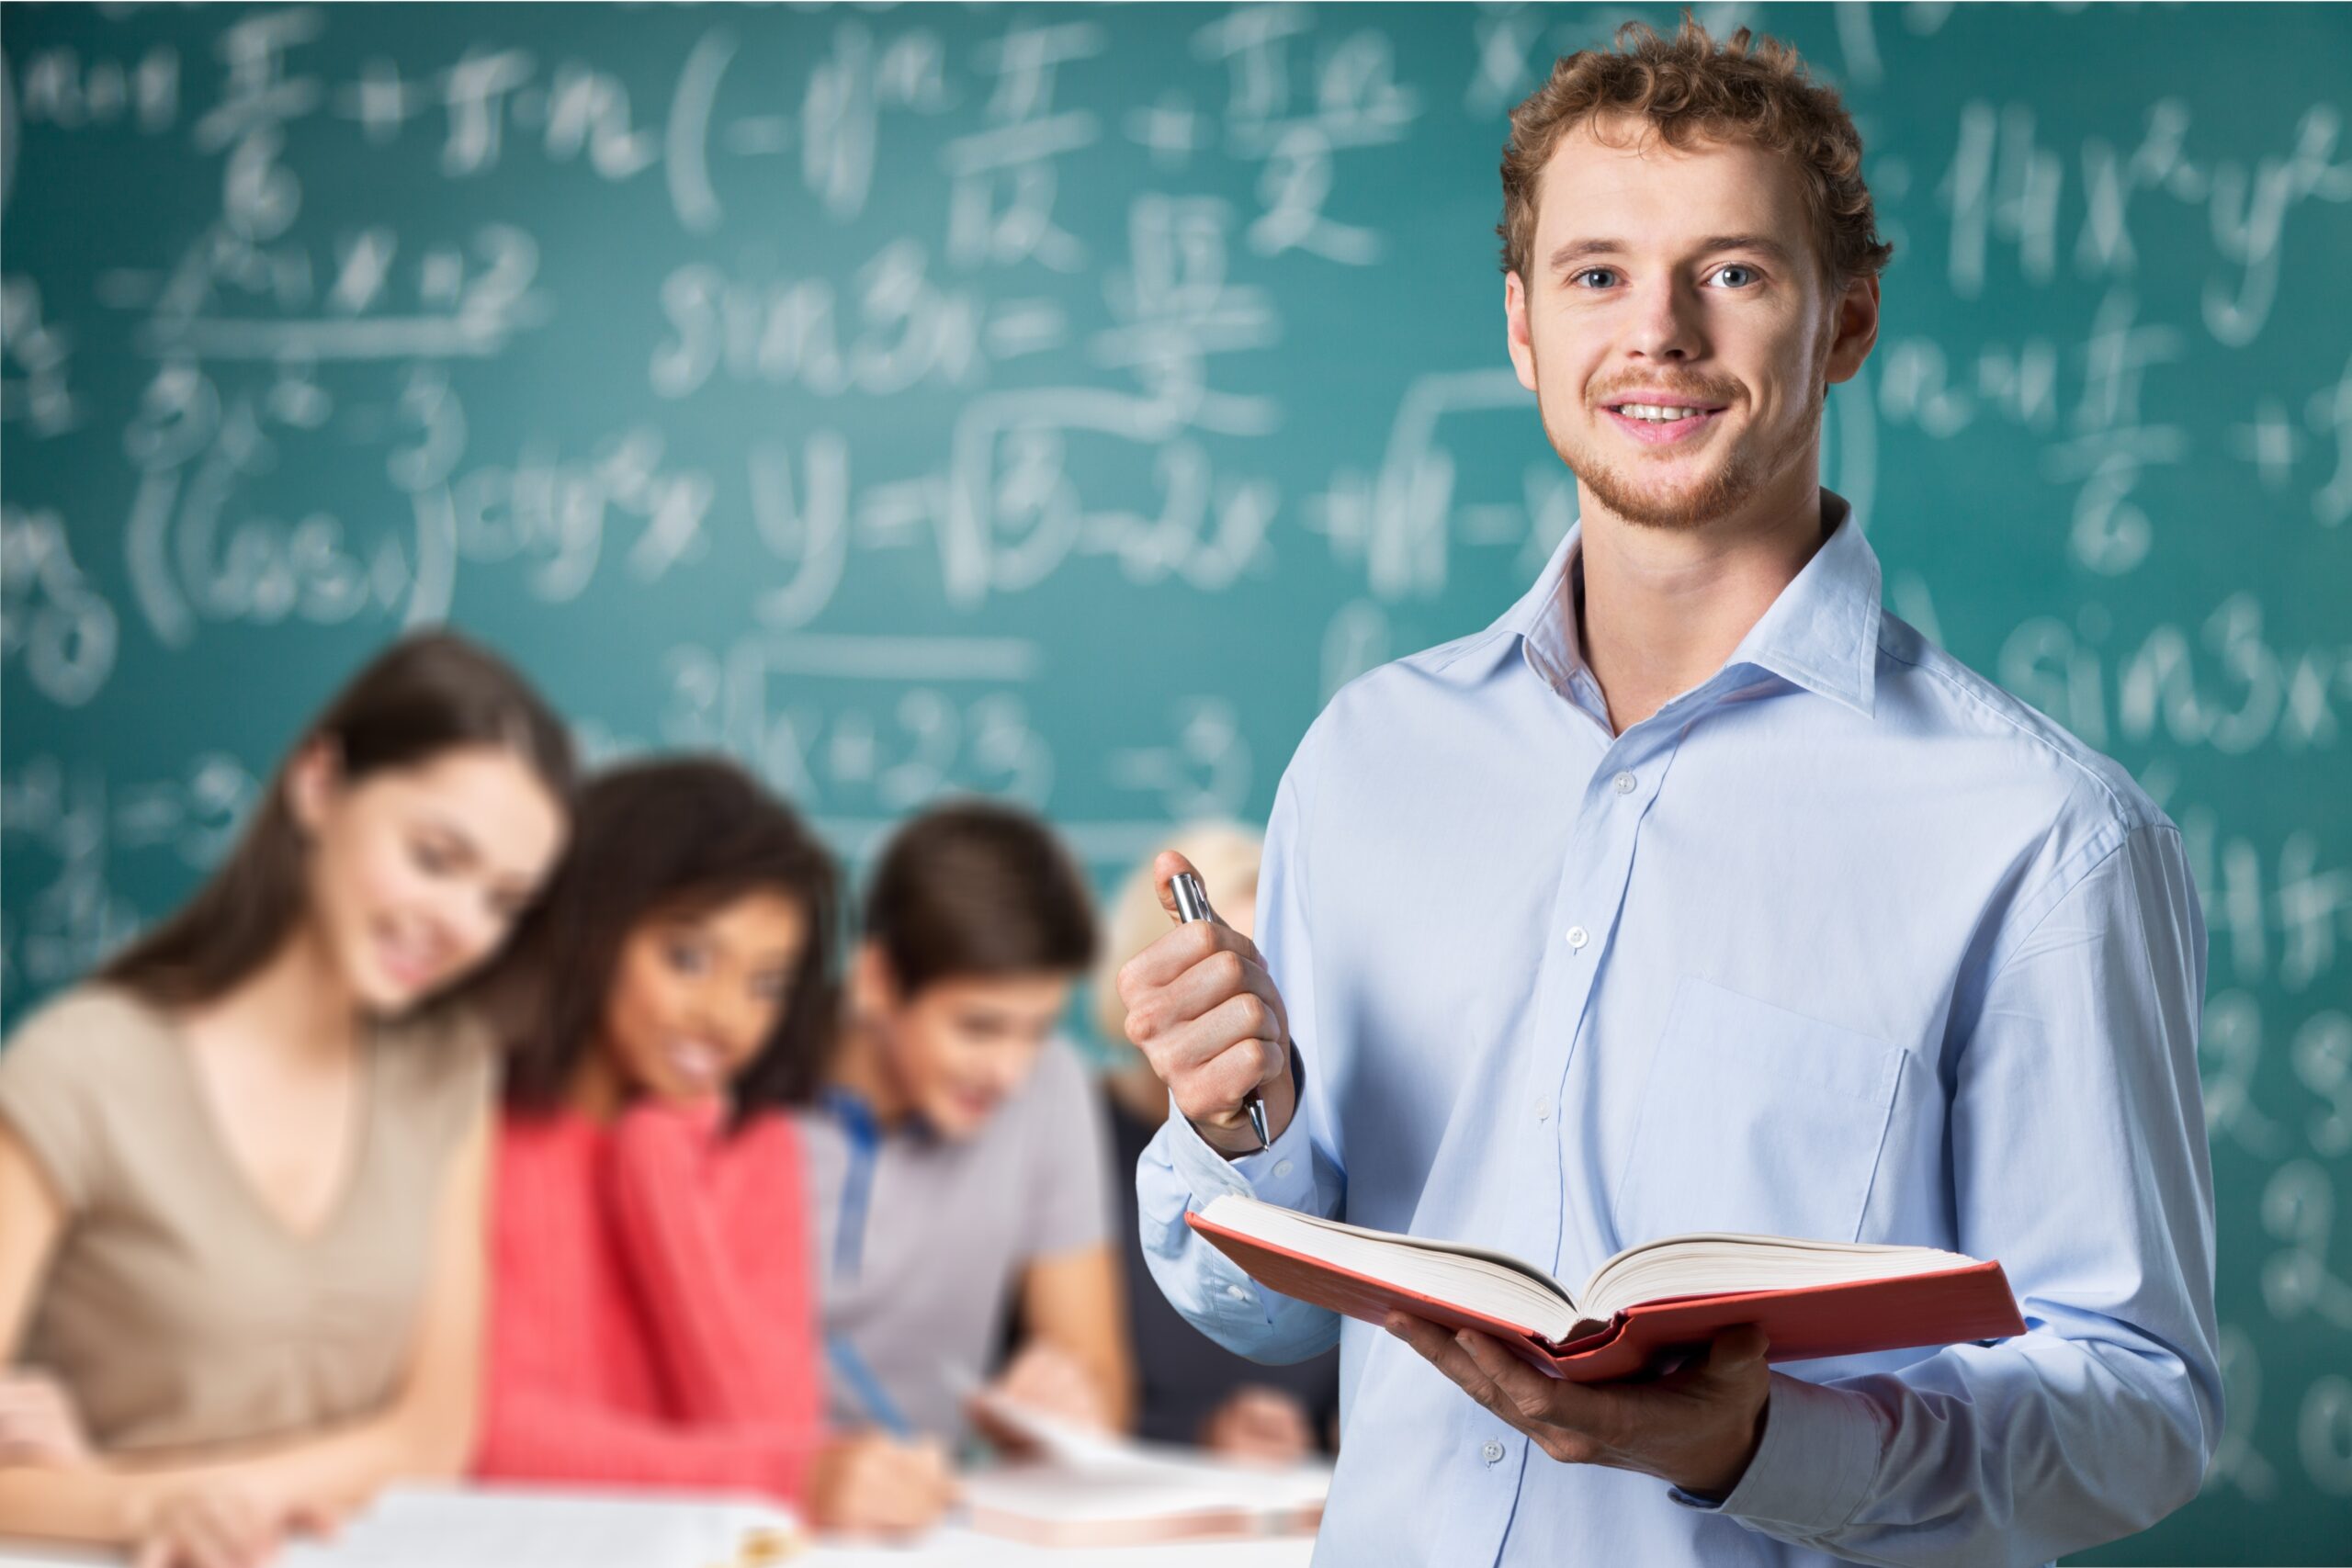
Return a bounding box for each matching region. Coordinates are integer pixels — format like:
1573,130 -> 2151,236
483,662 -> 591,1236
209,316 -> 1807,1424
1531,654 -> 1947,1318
1090,821 -> 1266,1050
1497,9 -> 1894,292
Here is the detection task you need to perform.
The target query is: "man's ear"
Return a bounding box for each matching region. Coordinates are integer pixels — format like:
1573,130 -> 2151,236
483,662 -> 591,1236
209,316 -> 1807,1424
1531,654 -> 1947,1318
1824,269 -> 1880,387
1504,269 -> 1539,394
284,737 -> 343,835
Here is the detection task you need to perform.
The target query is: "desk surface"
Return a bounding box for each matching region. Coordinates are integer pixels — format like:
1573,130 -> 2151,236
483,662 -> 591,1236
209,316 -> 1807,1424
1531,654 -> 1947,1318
816,1530 -> 1314,1565
3,1534 -> 1316,1567
3,1530 -> 1316,1567
2,1461 -> 1322,1566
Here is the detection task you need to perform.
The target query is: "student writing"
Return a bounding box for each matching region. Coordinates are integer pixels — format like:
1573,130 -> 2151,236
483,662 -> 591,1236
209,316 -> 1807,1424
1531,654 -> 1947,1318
799,801 -> 1134,1449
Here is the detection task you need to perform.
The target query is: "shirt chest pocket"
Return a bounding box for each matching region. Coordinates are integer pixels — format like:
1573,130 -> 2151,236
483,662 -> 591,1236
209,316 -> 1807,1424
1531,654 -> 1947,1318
1611,976 -> 1905,1248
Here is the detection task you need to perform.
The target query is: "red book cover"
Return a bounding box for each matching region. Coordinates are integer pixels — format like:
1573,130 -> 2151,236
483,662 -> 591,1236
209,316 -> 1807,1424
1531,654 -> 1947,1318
1186,1211 -> 2027,1383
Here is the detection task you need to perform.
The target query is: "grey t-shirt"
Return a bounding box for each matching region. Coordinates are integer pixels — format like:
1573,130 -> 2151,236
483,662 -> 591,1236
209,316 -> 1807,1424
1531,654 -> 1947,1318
795,1036 -> 1114,1441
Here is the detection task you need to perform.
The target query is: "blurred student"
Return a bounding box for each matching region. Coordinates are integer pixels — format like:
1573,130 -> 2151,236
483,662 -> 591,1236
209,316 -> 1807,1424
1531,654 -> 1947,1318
1094,824 -> 1341,1463
0,633 -> 575,1568
800,800 -> 1132,1448
475,759 -> 952,1537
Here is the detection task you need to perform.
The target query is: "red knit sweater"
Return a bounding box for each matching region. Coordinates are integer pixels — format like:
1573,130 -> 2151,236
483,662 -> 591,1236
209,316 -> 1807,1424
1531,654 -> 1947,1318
473,1100 -> 829,1501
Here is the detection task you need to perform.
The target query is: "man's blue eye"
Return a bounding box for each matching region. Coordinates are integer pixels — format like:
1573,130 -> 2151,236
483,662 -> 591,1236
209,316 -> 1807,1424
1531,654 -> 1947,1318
1570,265 -> 1759,288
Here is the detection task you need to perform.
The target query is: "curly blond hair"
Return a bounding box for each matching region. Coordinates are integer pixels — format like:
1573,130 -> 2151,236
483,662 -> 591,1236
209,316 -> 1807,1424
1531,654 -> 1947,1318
1498,10 -> 1894,292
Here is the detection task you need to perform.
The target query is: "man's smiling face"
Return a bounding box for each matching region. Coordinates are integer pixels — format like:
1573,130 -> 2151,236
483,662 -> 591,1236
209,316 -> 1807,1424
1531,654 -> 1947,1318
1505,113 -> 1875,531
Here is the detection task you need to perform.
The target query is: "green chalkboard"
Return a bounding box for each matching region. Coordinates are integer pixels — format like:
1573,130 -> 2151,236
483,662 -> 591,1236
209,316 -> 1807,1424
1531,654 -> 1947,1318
3,4 -> 2346,1559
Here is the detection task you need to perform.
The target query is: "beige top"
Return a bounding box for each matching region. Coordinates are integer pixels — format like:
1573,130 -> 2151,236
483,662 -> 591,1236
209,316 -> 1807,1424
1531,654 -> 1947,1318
0,983 -> 492,1454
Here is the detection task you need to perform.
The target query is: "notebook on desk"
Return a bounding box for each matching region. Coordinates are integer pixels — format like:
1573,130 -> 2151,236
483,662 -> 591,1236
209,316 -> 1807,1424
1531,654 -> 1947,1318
275,1485 -> 801,1568
960,1385 -> 1329,1548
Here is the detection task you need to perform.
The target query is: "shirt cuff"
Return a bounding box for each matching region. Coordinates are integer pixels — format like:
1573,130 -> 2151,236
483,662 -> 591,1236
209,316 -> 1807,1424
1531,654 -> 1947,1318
1156,1098 -> 1317,1328
1161,1048 -> 1326,1222
1667,1371 -> 1883,1535
1159,1086 -> 1317,1216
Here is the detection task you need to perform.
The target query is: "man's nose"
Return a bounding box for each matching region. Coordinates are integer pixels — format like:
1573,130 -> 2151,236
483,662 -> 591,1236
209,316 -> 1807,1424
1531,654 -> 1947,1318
1624,275 -> 1704,362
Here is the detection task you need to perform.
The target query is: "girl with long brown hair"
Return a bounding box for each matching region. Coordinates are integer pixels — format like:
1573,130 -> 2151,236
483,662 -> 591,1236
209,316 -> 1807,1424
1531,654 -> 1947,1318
0,631 -> 575,1568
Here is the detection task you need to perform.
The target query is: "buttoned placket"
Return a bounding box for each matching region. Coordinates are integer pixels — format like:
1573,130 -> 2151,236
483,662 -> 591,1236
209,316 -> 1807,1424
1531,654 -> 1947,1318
1444,626 -> 1763,1542
1514,661 -> 1729,1291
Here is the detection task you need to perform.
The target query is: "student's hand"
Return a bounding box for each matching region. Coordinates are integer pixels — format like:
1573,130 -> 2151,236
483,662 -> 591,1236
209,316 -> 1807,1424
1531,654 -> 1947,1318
1385,1314 -> 1771,1498
986,1341 -> 1112,1432
0,1369 -> 94,1467
1200,1385 -> 1315,1465
126,1482 -> 339,1568
807,1432 -> 956,1537
1117,851 -> 1297,1156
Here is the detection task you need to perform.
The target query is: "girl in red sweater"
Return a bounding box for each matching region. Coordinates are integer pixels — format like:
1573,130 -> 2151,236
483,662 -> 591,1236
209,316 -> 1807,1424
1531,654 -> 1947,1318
472,759 -> 953,1536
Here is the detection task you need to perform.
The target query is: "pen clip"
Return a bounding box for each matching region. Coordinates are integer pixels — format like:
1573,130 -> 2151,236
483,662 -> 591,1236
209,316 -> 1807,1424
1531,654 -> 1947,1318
1170,870 -> 1214,926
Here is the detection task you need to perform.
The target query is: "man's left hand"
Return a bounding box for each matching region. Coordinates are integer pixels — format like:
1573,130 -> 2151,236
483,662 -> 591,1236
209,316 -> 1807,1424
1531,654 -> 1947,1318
1385,1314 -> 1771,1498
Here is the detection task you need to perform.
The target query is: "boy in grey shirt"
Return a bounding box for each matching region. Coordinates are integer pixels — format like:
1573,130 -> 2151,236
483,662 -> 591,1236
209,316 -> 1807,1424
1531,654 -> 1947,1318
799,802 -> 1129,1445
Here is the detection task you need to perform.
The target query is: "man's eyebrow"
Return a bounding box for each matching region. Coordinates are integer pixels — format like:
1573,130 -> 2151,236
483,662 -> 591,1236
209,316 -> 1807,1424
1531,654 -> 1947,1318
1546,234 -> 1796,272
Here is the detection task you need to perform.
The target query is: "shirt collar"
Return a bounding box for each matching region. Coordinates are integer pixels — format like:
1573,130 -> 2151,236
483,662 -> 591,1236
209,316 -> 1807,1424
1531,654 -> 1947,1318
821,1085 -> 939,1146
1483,486 -> 1881,719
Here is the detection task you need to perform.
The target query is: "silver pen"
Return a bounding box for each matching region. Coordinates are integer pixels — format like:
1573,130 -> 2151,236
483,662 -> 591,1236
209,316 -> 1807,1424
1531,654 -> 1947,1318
1169,870 -> 1272,1151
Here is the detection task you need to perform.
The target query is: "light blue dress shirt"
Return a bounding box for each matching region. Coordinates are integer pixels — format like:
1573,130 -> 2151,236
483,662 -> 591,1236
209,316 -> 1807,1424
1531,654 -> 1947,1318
1137,489 -> 2220,1567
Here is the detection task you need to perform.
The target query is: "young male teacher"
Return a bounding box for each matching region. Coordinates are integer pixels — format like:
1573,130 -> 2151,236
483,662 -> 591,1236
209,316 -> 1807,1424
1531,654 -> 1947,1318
1121,17 -> 2219,1567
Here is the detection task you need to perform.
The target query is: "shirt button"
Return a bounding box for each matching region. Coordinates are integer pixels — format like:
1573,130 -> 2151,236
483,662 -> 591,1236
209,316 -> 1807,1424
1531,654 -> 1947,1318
1566,925 -> 1589,950
1481,1438 -> 1506,1464
1613,771 -> 1637,795
1227,1284 -> 1251,1301
1273,1159 -> 1295,1179
1534,1098 -> 1552,1122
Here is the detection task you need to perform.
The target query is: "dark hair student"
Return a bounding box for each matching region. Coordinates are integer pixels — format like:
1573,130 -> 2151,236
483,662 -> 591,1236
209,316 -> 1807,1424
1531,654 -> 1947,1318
475,756 -> 954,1535
500,756 -> 843,1121
861,797 -> 1099,996
803,797 -> 1130,1448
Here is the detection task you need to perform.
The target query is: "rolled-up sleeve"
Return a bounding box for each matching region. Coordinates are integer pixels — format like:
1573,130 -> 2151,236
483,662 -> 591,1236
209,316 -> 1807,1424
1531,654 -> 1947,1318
1135,751 -> 1349,1366
1674,820 -> 2221,1564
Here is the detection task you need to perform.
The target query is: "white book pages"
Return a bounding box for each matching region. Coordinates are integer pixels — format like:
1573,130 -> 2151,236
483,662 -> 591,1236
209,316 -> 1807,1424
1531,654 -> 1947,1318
961,1378 -> 1148,1472
1196,1195 -> 1591,1342
1199,1195 -> 1985,1341
1577,1232 -> 1984,1322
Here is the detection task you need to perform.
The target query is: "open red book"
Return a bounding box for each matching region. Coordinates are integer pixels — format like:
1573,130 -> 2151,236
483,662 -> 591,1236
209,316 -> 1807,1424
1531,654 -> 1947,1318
1187,1195 -> 2025,1383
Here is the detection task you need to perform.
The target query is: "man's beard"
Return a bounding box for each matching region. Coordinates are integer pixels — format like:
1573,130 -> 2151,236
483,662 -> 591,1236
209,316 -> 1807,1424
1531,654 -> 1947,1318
1535,375 -> 1823,531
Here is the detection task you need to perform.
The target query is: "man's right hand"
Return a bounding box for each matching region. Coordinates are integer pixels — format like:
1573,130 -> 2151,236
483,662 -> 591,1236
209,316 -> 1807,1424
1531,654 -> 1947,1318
1116,852 -> 1297,1157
